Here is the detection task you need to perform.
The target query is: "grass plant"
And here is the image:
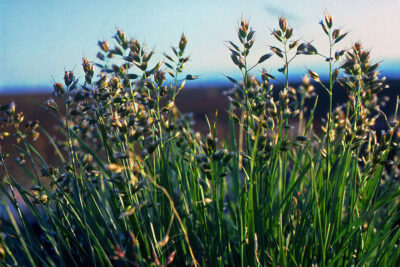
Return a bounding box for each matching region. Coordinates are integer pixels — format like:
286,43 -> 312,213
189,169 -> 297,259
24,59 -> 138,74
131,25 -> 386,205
1,13 -> 400,266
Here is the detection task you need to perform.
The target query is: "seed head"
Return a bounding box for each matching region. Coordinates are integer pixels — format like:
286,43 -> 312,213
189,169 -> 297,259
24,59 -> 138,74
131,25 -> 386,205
53,82 -> 65,96
157,235 -> 169,247
302,74 -> 310,85
324,11 -> 333,28
279,17 -> 288,32
320,20 -> 329,35
39,194 -> 48,204
154,70 -> 165,86
97,52 -> 105,60
167,251 -> 177,265
240,18 -> 249,31
271,30 -> 282,42
108,163 -> 124,173
179,33 -> 187,53
285,27 -> 293,39
332,68 -> 339,81
98,41 -> 109,52
0,246 -> 4,261
332,29 -> 341,40
308,70 -> 320,82
64,71 -> 74,86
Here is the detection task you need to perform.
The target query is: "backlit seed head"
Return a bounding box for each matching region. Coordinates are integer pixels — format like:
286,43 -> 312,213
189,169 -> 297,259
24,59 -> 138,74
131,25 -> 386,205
157,235 -> 169,247
320,20 -> 329,35
335,50 -> 345,60
179,33 -> 187,53
285,27 -> 293,39
167,251 -> 177,265
53,82 -> 65,96
108,163 -> 124,173
64,71 -> 74,86
154,70 -> 165,86
308,70 -> 320,82
324,11 -> 333,28
44,98 -> 58,112
332,68 -> 339,81
266,98 -> 277,115
332,29 -> 341,40
289,39 -> 299,50
266,117 -> 275,129
110,77 -> 121,89
98,41 -> 109,52
0,246 -> 5,261
279,17 -> 288,32
82,58 -> 91,73
39,194 -> 48,204
30,130 -> 40,141
279,89 -> 290,107
240,18 -> 249,32
302,74 -> 310,85
272,30 -> 282,41
0,132 -> 10,140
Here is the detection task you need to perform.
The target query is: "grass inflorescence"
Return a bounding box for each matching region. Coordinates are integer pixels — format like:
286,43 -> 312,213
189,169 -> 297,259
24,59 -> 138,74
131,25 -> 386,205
1,13 -> 400,266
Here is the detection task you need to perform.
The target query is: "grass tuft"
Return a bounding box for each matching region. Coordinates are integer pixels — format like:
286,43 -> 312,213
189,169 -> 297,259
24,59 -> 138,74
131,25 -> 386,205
1,13 -> 400,266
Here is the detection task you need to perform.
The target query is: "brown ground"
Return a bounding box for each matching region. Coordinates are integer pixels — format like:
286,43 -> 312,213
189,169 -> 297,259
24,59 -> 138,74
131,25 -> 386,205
0,87 -> 230,186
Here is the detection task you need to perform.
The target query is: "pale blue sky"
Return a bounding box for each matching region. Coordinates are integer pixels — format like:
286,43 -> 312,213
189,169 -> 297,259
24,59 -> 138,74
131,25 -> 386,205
0,0 -> 399,90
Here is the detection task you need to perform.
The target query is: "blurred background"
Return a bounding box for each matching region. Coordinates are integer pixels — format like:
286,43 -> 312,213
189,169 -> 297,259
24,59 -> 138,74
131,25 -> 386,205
1,0 -> 399,90
0,0 -> 399,180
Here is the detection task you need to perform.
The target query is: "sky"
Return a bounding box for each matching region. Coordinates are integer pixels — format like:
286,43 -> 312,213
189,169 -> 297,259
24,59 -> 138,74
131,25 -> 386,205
0,0 -> 399,91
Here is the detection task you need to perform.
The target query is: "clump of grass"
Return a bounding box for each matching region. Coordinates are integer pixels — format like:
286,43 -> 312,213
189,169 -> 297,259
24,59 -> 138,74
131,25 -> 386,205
1,12 -> 400,266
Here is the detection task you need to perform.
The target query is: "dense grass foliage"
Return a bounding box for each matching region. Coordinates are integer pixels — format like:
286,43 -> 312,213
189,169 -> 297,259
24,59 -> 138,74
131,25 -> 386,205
1,13 -> 400,266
